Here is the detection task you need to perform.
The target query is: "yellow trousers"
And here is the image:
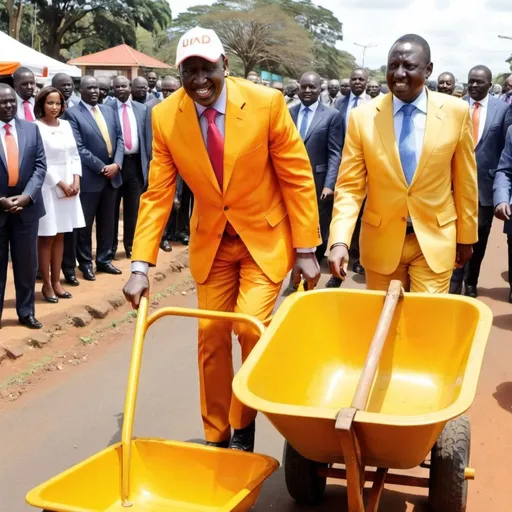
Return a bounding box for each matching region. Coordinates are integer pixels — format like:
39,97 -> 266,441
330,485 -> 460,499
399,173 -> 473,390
196,236 -> 282,442
365,234 -> 452,293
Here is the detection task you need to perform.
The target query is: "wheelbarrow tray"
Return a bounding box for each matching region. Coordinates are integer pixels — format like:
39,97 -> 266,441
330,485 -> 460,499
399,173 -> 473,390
26,438 -> 278,512
233,289 -> 492,469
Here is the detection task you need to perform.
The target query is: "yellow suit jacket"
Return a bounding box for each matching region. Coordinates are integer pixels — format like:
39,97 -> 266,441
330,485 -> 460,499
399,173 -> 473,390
329,91 -> 478,275
132,78 -> 320,284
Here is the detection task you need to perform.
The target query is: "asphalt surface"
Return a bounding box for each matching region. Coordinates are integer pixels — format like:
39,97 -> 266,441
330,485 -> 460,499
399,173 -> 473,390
0,223 -> 511,511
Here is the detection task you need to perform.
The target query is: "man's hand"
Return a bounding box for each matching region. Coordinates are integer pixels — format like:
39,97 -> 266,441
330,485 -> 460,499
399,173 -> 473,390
293,252 -> 320,291
123,272 -> 150,309
7,194 -> 31,214
320,187 -> 334,201
328,244 -> 349,280
455,244 -> 473,269
103,163 -> 120,180
0,197 -> 15,213
495,202 -> 511,221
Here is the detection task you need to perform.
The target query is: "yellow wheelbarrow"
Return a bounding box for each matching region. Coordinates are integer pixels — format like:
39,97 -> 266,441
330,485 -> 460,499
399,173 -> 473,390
26,297 -> 278,512
233,281 -> 493,512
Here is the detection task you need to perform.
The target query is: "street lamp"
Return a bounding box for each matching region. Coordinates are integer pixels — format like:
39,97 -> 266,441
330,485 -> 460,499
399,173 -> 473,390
354,42 -> 377,68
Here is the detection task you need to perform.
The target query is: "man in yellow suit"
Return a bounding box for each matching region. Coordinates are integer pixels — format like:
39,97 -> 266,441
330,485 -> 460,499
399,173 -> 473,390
123,28 -> 321,451
328,34 -> 478,293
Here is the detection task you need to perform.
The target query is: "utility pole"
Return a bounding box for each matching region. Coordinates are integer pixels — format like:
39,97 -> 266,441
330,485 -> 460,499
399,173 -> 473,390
498,35 -> 512,41
354,42 -> 377,68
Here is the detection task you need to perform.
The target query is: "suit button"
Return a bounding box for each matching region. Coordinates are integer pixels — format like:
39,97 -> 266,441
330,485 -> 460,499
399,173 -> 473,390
407,190 -> 412,196
218,234 -> 222,239
224,206 -> 229,211
401,217 -> 406,222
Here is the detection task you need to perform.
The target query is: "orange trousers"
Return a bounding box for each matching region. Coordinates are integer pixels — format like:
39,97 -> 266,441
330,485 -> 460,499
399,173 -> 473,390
196,236 -> 282,442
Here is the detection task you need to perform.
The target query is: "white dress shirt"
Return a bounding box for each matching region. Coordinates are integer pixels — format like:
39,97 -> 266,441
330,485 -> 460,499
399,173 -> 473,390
115,98 -> 139,154
469,94 -> 489,144
81,100 -> 109,129
393,87 -> 428,161
0,119 -> 19,157
297,100 -> 319,136
16,94 -> 34,121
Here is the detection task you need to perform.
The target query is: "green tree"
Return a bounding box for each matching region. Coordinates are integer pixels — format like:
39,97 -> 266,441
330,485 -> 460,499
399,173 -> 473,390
32,0 -> 172,60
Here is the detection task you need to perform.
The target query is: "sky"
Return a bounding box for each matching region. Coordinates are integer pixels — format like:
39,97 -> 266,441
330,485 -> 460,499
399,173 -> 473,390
168,0 -> 512,81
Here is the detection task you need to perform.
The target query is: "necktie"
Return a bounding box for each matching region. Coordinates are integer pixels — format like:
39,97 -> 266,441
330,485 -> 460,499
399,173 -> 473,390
399,104 -> 417,186
122,104 -> 132,151
4,124 -> 19,187
472,102 -> 481,147
300,107 -> 310,139
353,96 -> 360,108
203,108 -> 236,236
23,101 -> 34,122
91,106 -> 113,157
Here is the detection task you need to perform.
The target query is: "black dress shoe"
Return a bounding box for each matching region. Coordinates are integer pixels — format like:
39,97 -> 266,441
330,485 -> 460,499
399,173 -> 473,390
19,315 -> 43,329
353,262 -> 365,275
206,440 -> 230,449
326,276 -> 343,288
160,240 -> 173,252
64,274 -> 80,286
465,284 -> 478,298
229,421 -> 255,452
508,289 -> 512,304
177,233 -> 190,246
125,249 -> 132,259
56,291 -> 73,299
42,289 -> 59,304
80,267 -> 96,281
96,263 -> 122,275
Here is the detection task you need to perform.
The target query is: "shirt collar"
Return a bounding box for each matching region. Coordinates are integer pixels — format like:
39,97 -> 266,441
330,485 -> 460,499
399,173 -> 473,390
116,98 -> 132,109
349,92 -> 364,105
195,84 -> 227,118
17,94 -> 34,105
81,100 -> 99,113
0,119 -> 16,129
469,94 -> 489,108
393,87 -> 428,116
300,100 -> 319,115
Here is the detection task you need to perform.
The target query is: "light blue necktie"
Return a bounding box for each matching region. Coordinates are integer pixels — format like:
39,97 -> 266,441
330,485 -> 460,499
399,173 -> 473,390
399,104 -> 417,186
300,107 -> 310,139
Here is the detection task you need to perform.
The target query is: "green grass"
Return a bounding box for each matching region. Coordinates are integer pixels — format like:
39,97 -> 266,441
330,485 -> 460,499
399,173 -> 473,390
0,356 -> 53,389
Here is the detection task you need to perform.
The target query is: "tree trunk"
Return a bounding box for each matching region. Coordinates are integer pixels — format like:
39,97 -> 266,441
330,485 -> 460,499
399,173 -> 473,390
13,1 -> 23,40
43,30 -> 63,60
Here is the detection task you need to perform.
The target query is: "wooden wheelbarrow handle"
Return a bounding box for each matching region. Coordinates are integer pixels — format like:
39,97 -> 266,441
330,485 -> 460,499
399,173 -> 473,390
352,280 -> 404,412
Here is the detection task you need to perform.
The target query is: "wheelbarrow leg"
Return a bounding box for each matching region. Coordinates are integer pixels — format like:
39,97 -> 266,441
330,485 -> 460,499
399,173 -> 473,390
337,408 -> 365,512
365,468 -> 388,512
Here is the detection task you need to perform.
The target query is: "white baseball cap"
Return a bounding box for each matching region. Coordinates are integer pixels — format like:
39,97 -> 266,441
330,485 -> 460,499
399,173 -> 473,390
175,27 -> 225,68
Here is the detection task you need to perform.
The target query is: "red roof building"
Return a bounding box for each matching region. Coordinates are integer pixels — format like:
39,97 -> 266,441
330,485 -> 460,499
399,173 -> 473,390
68,44 -> 171,80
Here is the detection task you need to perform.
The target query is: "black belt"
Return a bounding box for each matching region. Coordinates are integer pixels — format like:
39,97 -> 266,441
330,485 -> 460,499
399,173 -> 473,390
124,153 -> 140,159
406,225 -> 415,235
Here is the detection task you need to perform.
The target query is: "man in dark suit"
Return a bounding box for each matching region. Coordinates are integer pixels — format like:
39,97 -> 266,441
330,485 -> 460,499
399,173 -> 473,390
64,76 -> 124,281
109,76 -> 149,259
450,65 -> 512,297
290,72 -> 342,265
331,68 -> 371,285
0,84 -> 46,329
131,77 -> 149,104
145,76 -> 182,252
493,126 -> 512,303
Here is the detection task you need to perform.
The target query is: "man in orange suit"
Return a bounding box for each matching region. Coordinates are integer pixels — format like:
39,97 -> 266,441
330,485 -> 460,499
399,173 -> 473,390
328,34 -> 478,293
123,27 -> 321,452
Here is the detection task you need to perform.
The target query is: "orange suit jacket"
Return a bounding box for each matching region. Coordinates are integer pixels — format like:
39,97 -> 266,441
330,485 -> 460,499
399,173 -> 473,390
328,91 -> 478,275
132,78 -> 321,284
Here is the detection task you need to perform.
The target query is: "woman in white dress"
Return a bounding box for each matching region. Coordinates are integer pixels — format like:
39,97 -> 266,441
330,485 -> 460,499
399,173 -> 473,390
34,87 -> 85,303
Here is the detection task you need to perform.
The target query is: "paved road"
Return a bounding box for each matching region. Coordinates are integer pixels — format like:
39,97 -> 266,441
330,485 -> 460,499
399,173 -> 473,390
1,224 -> 511,511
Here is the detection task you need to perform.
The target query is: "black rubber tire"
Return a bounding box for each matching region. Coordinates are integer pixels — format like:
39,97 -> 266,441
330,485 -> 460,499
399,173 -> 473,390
284,441 -> 328,506
429,415 -> 471,512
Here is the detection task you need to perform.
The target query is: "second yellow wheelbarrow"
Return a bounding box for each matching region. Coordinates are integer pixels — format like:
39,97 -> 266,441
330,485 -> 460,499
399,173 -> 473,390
26,298 -> 278,512
233,281 -> 493,512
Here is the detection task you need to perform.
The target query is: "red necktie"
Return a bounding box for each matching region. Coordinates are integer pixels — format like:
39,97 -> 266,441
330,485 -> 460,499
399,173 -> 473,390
4,124 -> 19,186
203,108 -> 224,188
122,104 -> 132,151
23,101 -> 34,122
202,108 -> 236,236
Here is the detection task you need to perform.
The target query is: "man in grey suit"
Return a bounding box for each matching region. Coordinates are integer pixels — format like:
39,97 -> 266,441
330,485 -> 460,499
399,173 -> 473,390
64,76 -> 124,282
289,72 -> 342,265
109,76 -> 149,259
0,84 -> 47,329
450,65 -> 512,297
493,126 -> 512,303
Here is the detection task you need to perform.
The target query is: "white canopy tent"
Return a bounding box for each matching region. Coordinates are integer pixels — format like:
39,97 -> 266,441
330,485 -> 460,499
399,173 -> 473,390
0,31 -> 81,78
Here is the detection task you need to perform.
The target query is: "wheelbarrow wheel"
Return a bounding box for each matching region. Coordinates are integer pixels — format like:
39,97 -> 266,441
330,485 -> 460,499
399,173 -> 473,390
284,441 -> 328,506
429,415 -> 471,512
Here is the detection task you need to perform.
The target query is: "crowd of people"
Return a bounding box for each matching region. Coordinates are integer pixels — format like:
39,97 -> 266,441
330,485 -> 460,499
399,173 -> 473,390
0,68 -> 190,329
